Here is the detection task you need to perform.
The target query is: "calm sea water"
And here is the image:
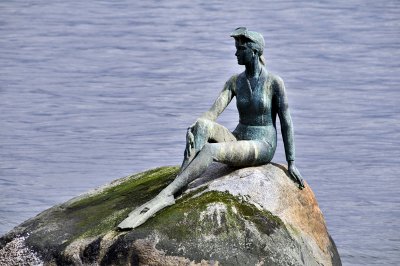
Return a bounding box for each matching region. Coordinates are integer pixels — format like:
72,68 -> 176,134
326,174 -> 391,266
1,0 -> 399,264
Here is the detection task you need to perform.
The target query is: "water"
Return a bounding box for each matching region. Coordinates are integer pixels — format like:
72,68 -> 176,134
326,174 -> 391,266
1,0 -> 399,264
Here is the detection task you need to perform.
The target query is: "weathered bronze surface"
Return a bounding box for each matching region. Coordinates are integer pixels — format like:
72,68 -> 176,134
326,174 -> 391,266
118,27 -> 304,229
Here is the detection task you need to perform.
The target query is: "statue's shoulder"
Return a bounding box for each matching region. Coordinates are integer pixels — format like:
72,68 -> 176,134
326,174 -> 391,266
268,72 -> 284,86
267,72 -> 285,94
225,73 -> 241,94
227,73 -> 240,84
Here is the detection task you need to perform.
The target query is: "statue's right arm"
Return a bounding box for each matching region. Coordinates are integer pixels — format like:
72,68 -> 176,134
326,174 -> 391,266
183,75 -> 237,161
199,75 -> 237,122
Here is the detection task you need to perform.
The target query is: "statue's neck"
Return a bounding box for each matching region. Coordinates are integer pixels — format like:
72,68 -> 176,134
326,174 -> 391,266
245,57 -> 262,79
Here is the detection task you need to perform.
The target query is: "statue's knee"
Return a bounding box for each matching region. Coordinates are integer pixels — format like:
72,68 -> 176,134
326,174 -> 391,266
193,118 -> 211,131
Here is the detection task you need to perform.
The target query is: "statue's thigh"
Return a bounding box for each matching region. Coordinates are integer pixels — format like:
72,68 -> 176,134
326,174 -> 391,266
209,122 -> 237,143
192,119 -> 236,151
210,140 -> 273,167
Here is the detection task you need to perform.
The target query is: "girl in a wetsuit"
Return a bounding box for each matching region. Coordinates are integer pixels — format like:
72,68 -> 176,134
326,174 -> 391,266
118,27 -> 304,229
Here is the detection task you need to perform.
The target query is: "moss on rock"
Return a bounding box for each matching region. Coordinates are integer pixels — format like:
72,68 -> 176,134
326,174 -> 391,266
0,164 -> 341,266
64,166 -> 179,239
145,190 -> 284,238
122,190 -> 293,265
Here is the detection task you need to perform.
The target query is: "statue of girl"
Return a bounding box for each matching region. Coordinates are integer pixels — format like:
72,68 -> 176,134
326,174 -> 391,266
118,27 -> 305,230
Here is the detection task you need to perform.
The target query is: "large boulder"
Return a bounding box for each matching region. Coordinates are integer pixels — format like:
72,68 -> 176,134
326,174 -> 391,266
0,163 -> 341,265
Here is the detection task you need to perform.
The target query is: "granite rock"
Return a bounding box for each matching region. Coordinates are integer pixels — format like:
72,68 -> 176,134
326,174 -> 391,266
0,163 -> 341,265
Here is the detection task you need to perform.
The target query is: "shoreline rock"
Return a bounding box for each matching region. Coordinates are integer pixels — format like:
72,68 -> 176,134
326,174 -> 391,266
0,163 -> 341,265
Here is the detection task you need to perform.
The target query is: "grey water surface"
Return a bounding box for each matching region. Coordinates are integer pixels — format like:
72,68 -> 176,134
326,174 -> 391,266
1,0 -> 399,265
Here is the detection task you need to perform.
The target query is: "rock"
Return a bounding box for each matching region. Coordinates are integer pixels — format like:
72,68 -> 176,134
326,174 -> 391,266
0,163 -> 341,266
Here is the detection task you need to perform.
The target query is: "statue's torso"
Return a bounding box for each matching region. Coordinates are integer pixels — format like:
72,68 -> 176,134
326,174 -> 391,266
232,71 -> 277,150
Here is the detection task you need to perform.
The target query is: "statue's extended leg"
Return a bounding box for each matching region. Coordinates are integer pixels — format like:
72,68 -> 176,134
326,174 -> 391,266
117,190 -> 175,230
117,140 -> 273,230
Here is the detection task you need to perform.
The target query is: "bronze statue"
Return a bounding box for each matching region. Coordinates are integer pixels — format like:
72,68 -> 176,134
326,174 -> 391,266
118,27 -> 305,230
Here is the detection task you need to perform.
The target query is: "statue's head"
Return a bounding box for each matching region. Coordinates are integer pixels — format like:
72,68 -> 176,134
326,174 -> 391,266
230,27 -> 265,65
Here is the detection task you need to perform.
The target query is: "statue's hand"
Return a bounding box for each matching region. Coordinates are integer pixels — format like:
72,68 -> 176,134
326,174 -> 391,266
184,125 -> 195,158
288,161 -> 305,190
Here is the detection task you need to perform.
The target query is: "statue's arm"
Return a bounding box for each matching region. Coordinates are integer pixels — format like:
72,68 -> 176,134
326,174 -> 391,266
274,76 -> 305,189
274,76 -> 295,162
183,76 -> 236,167
199,75 -> 237,121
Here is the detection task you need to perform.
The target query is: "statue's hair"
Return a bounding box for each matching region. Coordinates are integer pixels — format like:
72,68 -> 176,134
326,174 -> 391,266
246,41 -> 265,65
259,54 -> 266,65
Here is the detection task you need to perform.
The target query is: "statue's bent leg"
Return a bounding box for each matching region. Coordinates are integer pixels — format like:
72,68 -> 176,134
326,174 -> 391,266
180,118 -> 236,173
166,140 -> 273,196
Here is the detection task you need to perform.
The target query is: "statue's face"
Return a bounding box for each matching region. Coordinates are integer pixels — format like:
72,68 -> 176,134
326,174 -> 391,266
235,38 -> 253,65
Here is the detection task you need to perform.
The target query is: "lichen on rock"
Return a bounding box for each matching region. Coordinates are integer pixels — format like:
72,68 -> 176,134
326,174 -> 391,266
0,163 -> 341,265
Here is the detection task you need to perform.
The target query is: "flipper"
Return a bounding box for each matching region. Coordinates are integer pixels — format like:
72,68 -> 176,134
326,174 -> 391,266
117,194 -> 175,230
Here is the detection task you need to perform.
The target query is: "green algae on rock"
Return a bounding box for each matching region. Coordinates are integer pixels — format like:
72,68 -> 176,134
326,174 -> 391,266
0,164 -> 341,265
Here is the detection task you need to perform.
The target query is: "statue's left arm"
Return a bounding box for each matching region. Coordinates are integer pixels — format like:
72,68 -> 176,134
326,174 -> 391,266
274,76 -> 305,189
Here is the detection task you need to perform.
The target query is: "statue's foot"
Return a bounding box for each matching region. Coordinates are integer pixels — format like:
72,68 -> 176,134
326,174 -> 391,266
117,193 -> 175,230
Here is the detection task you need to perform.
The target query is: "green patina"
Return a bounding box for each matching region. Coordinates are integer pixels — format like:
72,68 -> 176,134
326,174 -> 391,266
62,166 -> 179,239
32,166 -> 283,243
141,190 -> 284,241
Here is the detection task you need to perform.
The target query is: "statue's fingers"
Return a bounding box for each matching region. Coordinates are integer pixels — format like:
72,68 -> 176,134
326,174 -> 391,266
188,132 -> 195,148
291,170 -> 304,189
184,133 -> 194,156
295,172 -> 305,189
186,133 -> 193,146
184,145 -> 190,157
185,145 -> 191,157
296,177 -> 304,188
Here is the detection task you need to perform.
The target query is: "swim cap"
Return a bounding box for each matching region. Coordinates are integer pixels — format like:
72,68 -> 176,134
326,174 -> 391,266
230,27 -> 265,55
